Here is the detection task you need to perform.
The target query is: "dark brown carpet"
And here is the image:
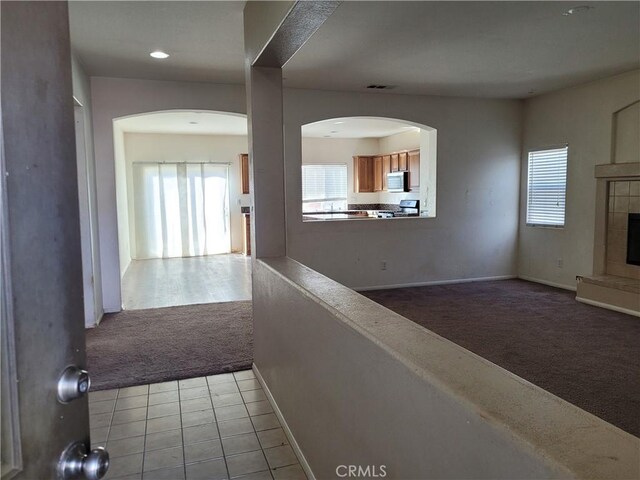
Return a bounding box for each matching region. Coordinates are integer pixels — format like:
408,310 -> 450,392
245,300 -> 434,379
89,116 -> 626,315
362,279 -> 640,438
86,301 -> 252,390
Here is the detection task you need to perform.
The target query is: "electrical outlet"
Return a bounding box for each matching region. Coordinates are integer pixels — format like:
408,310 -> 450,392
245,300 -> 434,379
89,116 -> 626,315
557,258 -> 563,268
380,261 -> 387,271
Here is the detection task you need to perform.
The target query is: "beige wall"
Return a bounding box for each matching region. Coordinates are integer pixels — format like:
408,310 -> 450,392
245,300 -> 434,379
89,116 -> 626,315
613,101 -> 640,164
378,129 -> 420,153
286,88 -> 522,289
122,133 -> 250,254
92,78 -> 522,307
518,70 -> 640,289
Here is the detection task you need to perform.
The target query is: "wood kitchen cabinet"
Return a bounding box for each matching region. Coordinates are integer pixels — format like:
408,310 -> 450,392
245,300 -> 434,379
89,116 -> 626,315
353,156 -> 374,192
398,151 -> 408,171
239,153 -> 250,194
390,153 -> 399,172
408,149 -> 420,189
382,155 -> 391,190
373,156 -> 383,192
354,149 -> 420,192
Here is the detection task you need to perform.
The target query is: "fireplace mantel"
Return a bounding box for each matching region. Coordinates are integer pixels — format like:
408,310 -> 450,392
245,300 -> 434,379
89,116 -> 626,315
595,162 -> 640,179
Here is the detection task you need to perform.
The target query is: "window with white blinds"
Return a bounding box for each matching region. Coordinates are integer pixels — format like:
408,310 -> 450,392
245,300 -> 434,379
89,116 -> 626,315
526,146 -> 568,227
302,164 -> 348,212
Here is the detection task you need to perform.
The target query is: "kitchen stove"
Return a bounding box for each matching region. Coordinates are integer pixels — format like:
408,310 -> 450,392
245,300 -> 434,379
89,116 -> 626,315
376,199 -> 420,218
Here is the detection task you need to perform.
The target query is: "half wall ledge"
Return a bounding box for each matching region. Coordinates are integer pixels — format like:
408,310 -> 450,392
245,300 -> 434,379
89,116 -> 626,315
252,256 -> 639,479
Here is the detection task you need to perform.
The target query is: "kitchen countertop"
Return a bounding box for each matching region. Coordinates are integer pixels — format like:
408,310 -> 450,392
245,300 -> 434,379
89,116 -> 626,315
304,213 -> 377,220
303,211 -> 426,221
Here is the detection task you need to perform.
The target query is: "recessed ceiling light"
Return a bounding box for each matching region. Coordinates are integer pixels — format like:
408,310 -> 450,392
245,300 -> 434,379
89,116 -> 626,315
150,50 -> 170,59
562,5 -> 594,16
323,135 -> 331,137
333,121 -> 345,125
189,121 -> 198,125
330,130 -> 338,133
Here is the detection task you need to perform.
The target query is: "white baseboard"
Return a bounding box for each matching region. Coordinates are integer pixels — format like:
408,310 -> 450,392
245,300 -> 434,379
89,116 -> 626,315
576,296 -> 640,317
518,275 -> 577,292
252,364 -> 315,480
353,275 -> 516,292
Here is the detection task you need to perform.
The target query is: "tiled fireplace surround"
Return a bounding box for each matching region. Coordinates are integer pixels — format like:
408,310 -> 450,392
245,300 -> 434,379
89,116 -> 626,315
577,164 -> 640,315
607,180 -> 640,278
577,101 -> 639,314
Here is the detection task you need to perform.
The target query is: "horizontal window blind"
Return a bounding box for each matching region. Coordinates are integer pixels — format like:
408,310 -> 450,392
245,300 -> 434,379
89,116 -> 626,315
526,146 -> 568,227
302,164 -> 347,203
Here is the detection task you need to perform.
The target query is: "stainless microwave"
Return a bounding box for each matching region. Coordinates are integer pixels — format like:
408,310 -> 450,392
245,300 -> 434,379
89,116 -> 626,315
387,171 -> 409,192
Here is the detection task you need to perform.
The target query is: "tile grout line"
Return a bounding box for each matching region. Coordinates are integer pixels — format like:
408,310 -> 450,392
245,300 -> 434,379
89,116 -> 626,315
206,376 -> 232,479
103,387 -> 119,449
238,373 -> 274,480
177,382 -> 188,480
140,385 -> 150,479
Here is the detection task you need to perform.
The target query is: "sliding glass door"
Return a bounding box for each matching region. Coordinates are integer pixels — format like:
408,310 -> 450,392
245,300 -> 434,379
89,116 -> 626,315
133,162 -> 230,259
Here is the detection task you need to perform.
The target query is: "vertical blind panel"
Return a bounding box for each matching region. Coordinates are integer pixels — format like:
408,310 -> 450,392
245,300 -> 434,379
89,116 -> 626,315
526,147 -> 568,226
160,164 -> 182,257
202,164 -> 231,255
133,163 -> 230,259
302,164 -> 347,201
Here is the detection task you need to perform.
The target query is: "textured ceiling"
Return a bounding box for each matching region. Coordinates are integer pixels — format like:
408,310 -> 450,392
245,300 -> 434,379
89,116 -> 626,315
69,1 -> 639,99
284,1 -> 640,98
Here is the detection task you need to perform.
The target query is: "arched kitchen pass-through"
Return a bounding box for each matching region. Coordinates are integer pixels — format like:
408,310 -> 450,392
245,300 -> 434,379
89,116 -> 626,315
300,117 -> 437,221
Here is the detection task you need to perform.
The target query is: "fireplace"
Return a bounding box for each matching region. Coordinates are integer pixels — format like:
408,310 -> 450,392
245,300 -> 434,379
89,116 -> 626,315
575,100 -> 639,315
603,180 -> 640,278
627,213 -> 640,266
576,176 -> 640,316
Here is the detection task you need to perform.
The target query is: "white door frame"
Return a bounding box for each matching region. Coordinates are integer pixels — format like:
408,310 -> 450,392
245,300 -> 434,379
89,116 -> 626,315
74,103 -> 99,327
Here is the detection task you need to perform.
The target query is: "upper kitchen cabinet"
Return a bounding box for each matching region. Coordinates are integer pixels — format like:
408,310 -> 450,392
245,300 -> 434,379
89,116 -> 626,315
373,156 -> 384,192
382,155 -> 391,190
391,153 -> 399,172
354,155 -> 375,192
355,150 -> 420,192
398,151 -> 408,171
240,153 -> 250,194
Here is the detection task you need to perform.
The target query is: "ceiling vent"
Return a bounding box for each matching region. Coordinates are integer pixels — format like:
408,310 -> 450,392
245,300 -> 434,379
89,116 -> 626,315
366,85 -> 394,90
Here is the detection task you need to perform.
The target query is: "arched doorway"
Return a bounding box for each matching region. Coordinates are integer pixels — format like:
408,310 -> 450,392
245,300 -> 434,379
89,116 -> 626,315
111,110 -> 250,309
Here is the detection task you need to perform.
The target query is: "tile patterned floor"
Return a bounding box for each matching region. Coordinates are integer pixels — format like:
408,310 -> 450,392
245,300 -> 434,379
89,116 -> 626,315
89,370 -> 307,480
